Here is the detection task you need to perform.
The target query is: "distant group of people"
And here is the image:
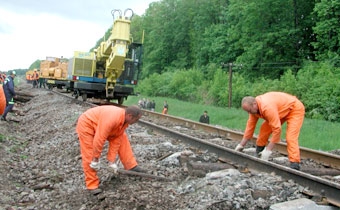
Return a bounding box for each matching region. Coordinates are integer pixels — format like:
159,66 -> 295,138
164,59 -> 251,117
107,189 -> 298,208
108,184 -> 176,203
138,98 -> 156,111
28,69 -> 46,88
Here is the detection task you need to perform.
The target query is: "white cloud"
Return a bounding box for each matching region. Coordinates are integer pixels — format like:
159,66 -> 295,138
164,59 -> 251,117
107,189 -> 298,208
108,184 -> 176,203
0,0 -> 157,71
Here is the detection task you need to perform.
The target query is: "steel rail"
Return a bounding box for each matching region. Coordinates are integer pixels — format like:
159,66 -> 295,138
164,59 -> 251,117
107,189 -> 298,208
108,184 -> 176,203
138,119 -> 340,207
142,110 -> 340,170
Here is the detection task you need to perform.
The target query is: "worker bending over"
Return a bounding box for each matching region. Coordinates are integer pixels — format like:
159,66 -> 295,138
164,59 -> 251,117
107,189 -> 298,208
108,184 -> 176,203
76,105 -> 145,195
235,92 -> 305,170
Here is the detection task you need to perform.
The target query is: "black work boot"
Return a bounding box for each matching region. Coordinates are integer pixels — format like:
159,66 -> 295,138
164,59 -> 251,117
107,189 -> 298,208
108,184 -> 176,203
130,166 -> 147,173
0,116 -> 6,121
255,146 -> 265,157
88,188 -> 102,195
290,162 -> 300,170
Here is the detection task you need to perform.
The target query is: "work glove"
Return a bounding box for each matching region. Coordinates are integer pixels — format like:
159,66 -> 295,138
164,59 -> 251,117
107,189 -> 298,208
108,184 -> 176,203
258,148 -> 272,161
108,163 -> 119,174
90,161 -> 101,171
235,144 -> 244,152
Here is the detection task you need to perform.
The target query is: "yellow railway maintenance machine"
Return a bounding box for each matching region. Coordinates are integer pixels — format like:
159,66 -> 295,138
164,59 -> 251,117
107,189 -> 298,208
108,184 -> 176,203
69,9 -> 142,104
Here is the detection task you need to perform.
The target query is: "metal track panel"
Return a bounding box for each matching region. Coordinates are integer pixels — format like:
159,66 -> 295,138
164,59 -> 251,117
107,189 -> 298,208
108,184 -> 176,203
138,120 -> 340,207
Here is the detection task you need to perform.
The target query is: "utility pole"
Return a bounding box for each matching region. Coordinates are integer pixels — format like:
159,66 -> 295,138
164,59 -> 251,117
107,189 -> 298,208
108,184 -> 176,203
221,62 -> 242,109
228,63 -> 233,109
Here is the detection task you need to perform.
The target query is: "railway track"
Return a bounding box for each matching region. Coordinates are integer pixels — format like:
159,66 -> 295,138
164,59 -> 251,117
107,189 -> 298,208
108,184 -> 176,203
53,89 -> 340,207
140,110 -> 340,207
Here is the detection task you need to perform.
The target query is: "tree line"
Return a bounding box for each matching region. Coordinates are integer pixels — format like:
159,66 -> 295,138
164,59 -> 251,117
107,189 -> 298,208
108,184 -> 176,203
128,0 -> 340,122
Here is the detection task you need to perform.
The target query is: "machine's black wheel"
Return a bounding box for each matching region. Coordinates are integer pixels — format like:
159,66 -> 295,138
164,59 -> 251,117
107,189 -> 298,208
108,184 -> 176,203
73,90 -> 79,99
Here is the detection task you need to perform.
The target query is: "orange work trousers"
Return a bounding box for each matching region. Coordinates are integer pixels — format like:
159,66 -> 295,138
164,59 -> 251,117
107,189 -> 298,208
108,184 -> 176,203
162,108 -> 168,114
256,100 -> 305,163
76,117 -> 137,190
0,84 -> 6,115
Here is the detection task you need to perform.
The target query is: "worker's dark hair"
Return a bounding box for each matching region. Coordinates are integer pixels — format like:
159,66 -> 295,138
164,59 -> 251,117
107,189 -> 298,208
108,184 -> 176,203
126,105 -> 143,117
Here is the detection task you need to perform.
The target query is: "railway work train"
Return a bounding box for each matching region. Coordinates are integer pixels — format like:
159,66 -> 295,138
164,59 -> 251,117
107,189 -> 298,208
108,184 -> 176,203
36,9 -> 142,104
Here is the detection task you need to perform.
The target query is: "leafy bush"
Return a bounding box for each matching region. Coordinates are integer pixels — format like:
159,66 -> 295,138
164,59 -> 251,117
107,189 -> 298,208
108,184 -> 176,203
295,61 -> 340,121
136,60 -> 340,122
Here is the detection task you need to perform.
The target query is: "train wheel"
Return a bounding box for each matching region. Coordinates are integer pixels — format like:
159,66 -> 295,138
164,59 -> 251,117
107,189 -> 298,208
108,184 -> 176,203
82,93 -> 87,101
73,90 -> 79,99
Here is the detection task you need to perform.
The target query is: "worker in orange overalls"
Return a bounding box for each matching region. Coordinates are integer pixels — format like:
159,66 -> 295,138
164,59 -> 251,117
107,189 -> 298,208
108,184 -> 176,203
32,70 -> 39,88
76,105 -> 145,195
162,100 -> 168,114
235,92 -> 305,170
0,83 -> 6,115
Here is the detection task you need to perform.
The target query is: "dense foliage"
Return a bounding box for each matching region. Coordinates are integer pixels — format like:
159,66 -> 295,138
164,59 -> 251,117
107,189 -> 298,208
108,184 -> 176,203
131,0 -> 340,122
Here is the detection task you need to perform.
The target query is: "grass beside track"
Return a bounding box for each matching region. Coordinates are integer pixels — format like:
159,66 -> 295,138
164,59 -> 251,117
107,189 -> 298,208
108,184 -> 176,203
125,95 -> 340,152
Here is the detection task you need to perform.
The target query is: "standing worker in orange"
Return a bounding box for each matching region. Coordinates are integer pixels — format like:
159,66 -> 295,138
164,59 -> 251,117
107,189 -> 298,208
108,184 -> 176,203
76,105 -> 146,195
162,100 -> 168,114
234,92 -> 305,170
32,69 -> 39,88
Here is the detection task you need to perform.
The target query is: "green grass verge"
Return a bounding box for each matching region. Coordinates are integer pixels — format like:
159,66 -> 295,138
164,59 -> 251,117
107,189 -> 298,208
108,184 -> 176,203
125,95 -> 340,152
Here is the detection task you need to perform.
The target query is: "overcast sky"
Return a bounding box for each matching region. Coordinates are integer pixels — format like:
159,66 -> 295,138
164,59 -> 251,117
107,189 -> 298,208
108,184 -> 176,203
0,0 -> 157,71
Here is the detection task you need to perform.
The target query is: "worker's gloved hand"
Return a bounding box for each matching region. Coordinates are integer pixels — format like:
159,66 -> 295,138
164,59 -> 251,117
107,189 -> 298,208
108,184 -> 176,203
235,144 -> 244,152
108,163 -> 118,174
258,148 -> 272,161
90,161 -> 101,171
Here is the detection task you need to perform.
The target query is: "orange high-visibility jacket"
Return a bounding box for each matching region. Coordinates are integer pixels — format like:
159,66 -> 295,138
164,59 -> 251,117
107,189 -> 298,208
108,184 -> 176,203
243,92 -> 304,143
76,105 -> 138,190
32,72 -> 39,80
77,105 -> 130,162
0,84 -> 5,114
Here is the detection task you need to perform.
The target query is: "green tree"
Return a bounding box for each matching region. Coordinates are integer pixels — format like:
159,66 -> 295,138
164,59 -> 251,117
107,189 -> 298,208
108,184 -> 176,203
226,0 -> 316,79
296,61 -> 340,121
130,15 -> 144,43
29,60 -> 41,70
208,68 -> 228,106
168,68 -> 204,101
312,0 -> 340,60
